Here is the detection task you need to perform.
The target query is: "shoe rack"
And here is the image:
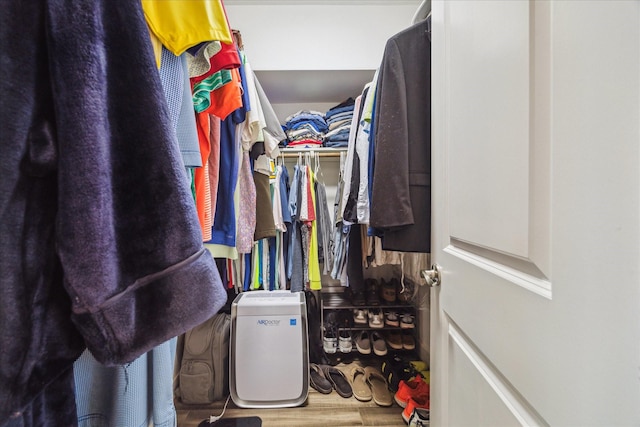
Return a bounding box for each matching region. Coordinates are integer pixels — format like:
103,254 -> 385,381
320,285 -> 418,365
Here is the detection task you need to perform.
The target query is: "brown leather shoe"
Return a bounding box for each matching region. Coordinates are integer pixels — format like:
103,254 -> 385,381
380,279 -> 397,304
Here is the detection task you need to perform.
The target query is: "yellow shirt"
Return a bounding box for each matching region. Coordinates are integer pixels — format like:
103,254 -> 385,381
142,0 -> 233,56
308,167 -> 322,290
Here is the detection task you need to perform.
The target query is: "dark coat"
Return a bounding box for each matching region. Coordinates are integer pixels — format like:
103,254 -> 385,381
0,2 -> 226,426
370,19 -> 431,253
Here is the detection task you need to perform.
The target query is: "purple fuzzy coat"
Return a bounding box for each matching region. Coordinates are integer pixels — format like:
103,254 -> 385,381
0,2 -> 226,426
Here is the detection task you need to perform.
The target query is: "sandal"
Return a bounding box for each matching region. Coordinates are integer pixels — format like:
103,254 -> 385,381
309,363 -> 332,394
322,365 -> 353,398
349,365 -> 372,402
364,366 -> 393,406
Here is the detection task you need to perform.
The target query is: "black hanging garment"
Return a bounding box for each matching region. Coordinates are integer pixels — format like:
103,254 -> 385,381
369,19 -> 432,253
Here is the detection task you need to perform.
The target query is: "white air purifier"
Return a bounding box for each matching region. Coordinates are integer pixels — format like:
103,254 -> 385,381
229,290 -> 309,408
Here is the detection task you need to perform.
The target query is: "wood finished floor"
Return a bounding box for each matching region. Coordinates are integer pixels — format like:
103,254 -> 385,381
176,363 -> 408,427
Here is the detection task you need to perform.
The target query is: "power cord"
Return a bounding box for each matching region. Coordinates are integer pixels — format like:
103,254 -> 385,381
208,395 -> 231,424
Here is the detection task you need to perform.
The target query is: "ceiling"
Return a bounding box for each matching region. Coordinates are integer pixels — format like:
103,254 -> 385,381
254,69 -> 376,105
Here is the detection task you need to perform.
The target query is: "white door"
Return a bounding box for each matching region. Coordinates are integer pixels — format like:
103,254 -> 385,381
430,1 -> 640,426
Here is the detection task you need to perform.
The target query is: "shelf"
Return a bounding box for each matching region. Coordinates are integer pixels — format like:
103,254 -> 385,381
336,326 -> 415,332
322,292 -> 414,311
323,349 -> 420,366
320,289 -> 418,366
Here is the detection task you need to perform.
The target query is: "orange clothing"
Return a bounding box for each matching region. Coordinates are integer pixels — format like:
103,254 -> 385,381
201,67 -> 242,120
195,112 -> 213,240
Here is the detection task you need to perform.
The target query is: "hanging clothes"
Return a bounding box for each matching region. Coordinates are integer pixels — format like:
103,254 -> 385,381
187,40 -> 241,84
74,340 -> 178,427
369,19 -> 431,253
314,161 -> 334,275
236,152 -> 257,254
0,2 -> 227,425
343,86 -> 370,224
355,74 -> 378,225
288,163 -> 305,292
208,115 -> 223,219
158,47 -> 202,168
253,169 -> 276,241
338,95 -> 363,223
195,112 -> 214,241
307,166 -> 322,290
141,0 -> 233,55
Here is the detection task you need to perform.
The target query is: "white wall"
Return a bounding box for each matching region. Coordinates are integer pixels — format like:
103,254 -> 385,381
224,2 -> 422,71
225,2 -> 421,121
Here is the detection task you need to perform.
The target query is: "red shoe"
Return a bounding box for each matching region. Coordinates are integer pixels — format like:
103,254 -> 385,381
402,395 -> 430,424
394,375 -> 429,408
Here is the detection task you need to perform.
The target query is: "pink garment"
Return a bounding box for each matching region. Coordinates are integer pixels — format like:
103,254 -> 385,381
236,151 -> 256,253
305,165 -> 316,222
299,164 -> 309,221
286,139 -> 322,147
208,115 -> 221,218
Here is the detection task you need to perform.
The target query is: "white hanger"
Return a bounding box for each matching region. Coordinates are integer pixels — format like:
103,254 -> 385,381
412,0 -> 431,24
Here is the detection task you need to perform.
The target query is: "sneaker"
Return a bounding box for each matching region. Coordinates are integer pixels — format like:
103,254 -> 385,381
394,375 -> 429,408
323,334 -> 337,354
410,360 -> 429,373
386,331 -> 403,350
368,308 -> 384,328
323,322 -> 338,354
381,355 -> 419,393
400,312 -> 415,329
384,310 -> 400,327
338,330 -> 353,353
355,331 -> 371,355
408,408 -> 430,426
371,331 -> 388,356
402,395 -> 430,423
353,308 -> 368,325
402,331 -> 416,350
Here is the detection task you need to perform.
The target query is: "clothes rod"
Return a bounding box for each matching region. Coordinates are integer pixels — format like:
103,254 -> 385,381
279,147 -> 346,157
279,151 -> 343,158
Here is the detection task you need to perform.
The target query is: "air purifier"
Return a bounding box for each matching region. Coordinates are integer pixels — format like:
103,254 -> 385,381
229,290 -> 309,408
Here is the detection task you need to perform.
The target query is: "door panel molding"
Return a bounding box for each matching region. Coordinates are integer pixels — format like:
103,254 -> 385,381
446,238 -> 552,299
448,322 -> 549,427
447,0 -> 531,259
442,0 -> 552,300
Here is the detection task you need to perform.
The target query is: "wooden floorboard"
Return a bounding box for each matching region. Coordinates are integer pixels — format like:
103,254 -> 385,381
176,363 -> 407,427
178,400 -> 406,427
